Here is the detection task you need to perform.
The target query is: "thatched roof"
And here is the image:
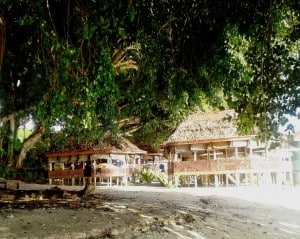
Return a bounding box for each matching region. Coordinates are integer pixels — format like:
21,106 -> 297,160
45,138 -> 146,157
164,110 -> 252,146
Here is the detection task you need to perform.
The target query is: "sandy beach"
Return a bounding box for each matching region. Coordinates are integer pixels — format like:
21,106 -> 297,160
1,184 -> 300,239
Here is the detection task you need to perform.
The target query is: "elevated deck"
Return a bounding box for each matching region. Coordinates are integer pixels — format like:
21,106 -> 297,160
168,159 -> 293,176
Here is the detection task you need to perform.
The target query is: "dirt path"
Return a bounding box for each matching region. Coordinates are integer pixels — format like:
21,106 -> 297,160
1,185 -> 300,239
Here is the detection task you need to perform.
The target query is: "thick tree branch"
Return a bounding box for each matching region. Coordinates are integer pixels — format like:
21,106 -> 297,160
0,14 -> 5,71
15,127 -> 45,168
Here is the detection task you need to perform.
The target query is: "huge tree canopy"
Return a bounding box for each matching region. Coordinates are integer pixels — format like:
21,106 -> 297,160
0,0 -> 299,168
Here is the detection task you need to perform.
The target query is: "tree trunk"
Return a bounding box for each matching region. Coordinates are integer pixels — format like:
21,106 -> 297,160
0,14 -> 6,71
1,114 -> 16,166
15,127 -> 44,169
0,138 -> 3,157
8,115 -> 16,166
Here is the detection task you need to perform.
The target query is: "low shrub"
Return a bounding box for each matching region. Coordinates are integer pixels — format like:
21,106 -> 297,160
139,167 -> 156,184
0,162 -> 16,179
156,173 -> 173,188
138,168 -> 173,188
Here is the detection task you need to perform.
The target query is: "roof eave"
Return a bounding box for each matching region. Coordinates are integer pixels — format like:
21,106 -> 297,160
45,149 -> 147,157
163,135 -> 254,147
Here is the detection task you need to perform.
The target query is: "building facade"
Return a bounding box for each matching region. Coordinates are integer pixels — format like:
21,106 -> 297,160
162,110 -> 293,187
45,139 -> 147,186
291,132 -> 300,185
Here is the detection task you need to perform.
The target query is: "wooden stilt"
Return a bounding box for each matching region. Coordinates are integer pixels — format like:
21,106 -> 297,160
235,173 -> 240,187
225,174 -> 229,187
49,162 -> 53,185
250,173 -> 254,185
175,176 -> 179,187
214,174 -> 219,188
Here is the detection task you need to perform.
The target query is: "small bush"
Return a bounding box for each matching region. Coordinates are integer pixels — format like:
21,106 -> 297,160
24,171 -> 36,182
0,162 -> 16,179
156,173 -> 173,188
139,167 -> 156,184
15,168 -> 47,183
138,168 -> 173,188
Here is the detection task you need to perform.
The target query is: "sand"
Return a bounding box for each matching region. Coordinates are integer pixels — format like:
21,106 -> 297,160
1,184 -> 300,239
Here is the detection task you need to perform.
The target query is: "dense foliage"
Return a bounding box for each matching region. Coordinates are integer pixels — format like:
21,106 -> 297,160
0,0 -> 299,168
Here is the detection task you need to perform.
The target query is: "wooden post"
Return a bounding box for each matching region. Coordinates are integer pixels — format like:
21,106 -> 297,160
175,175 -> 179,187
194,175 -> 198,188
213,151 -> 217,160
205,175 -> 208,186
220,174 -> 223,186
193,152 -> 197,161
122,176 -> 125,186
289,171 -> 294,186
225,174 -> 229,187
248,173 -> 251,185
49,162 -> 53,185
235,173 -> 240,187
93,160 -> 96,175
61,163 -> 65,185
214,174 -> 219,188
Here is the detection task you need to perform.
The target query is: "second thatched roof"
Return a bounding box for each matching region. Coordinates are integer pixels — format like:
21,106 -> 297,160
164,110 -> 252,145
45,137 -> 147,157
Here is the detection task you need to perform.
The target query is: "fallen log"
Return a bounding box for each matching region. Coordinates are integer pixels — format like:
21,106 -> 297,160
0,183 -> 95,201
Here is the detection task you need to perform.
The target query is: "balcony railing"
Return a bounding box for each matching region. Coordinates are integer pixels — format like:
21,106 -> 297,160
48,169 -> 84,178
48,166 -> 136,179
169,159 -> 293,174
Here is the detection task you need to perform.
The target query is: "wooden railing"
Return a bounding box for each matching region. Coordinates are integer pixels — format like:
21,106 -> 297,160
48,166 -> 138,179
48,169 -> 84,178
168,159 -> 293,174
96,167 -> 128,177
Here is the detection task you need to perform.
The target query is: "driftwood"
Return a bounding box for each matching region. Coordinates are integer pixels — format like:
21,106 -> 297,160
0,184 -> 95,201
0,185 -> 113,210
